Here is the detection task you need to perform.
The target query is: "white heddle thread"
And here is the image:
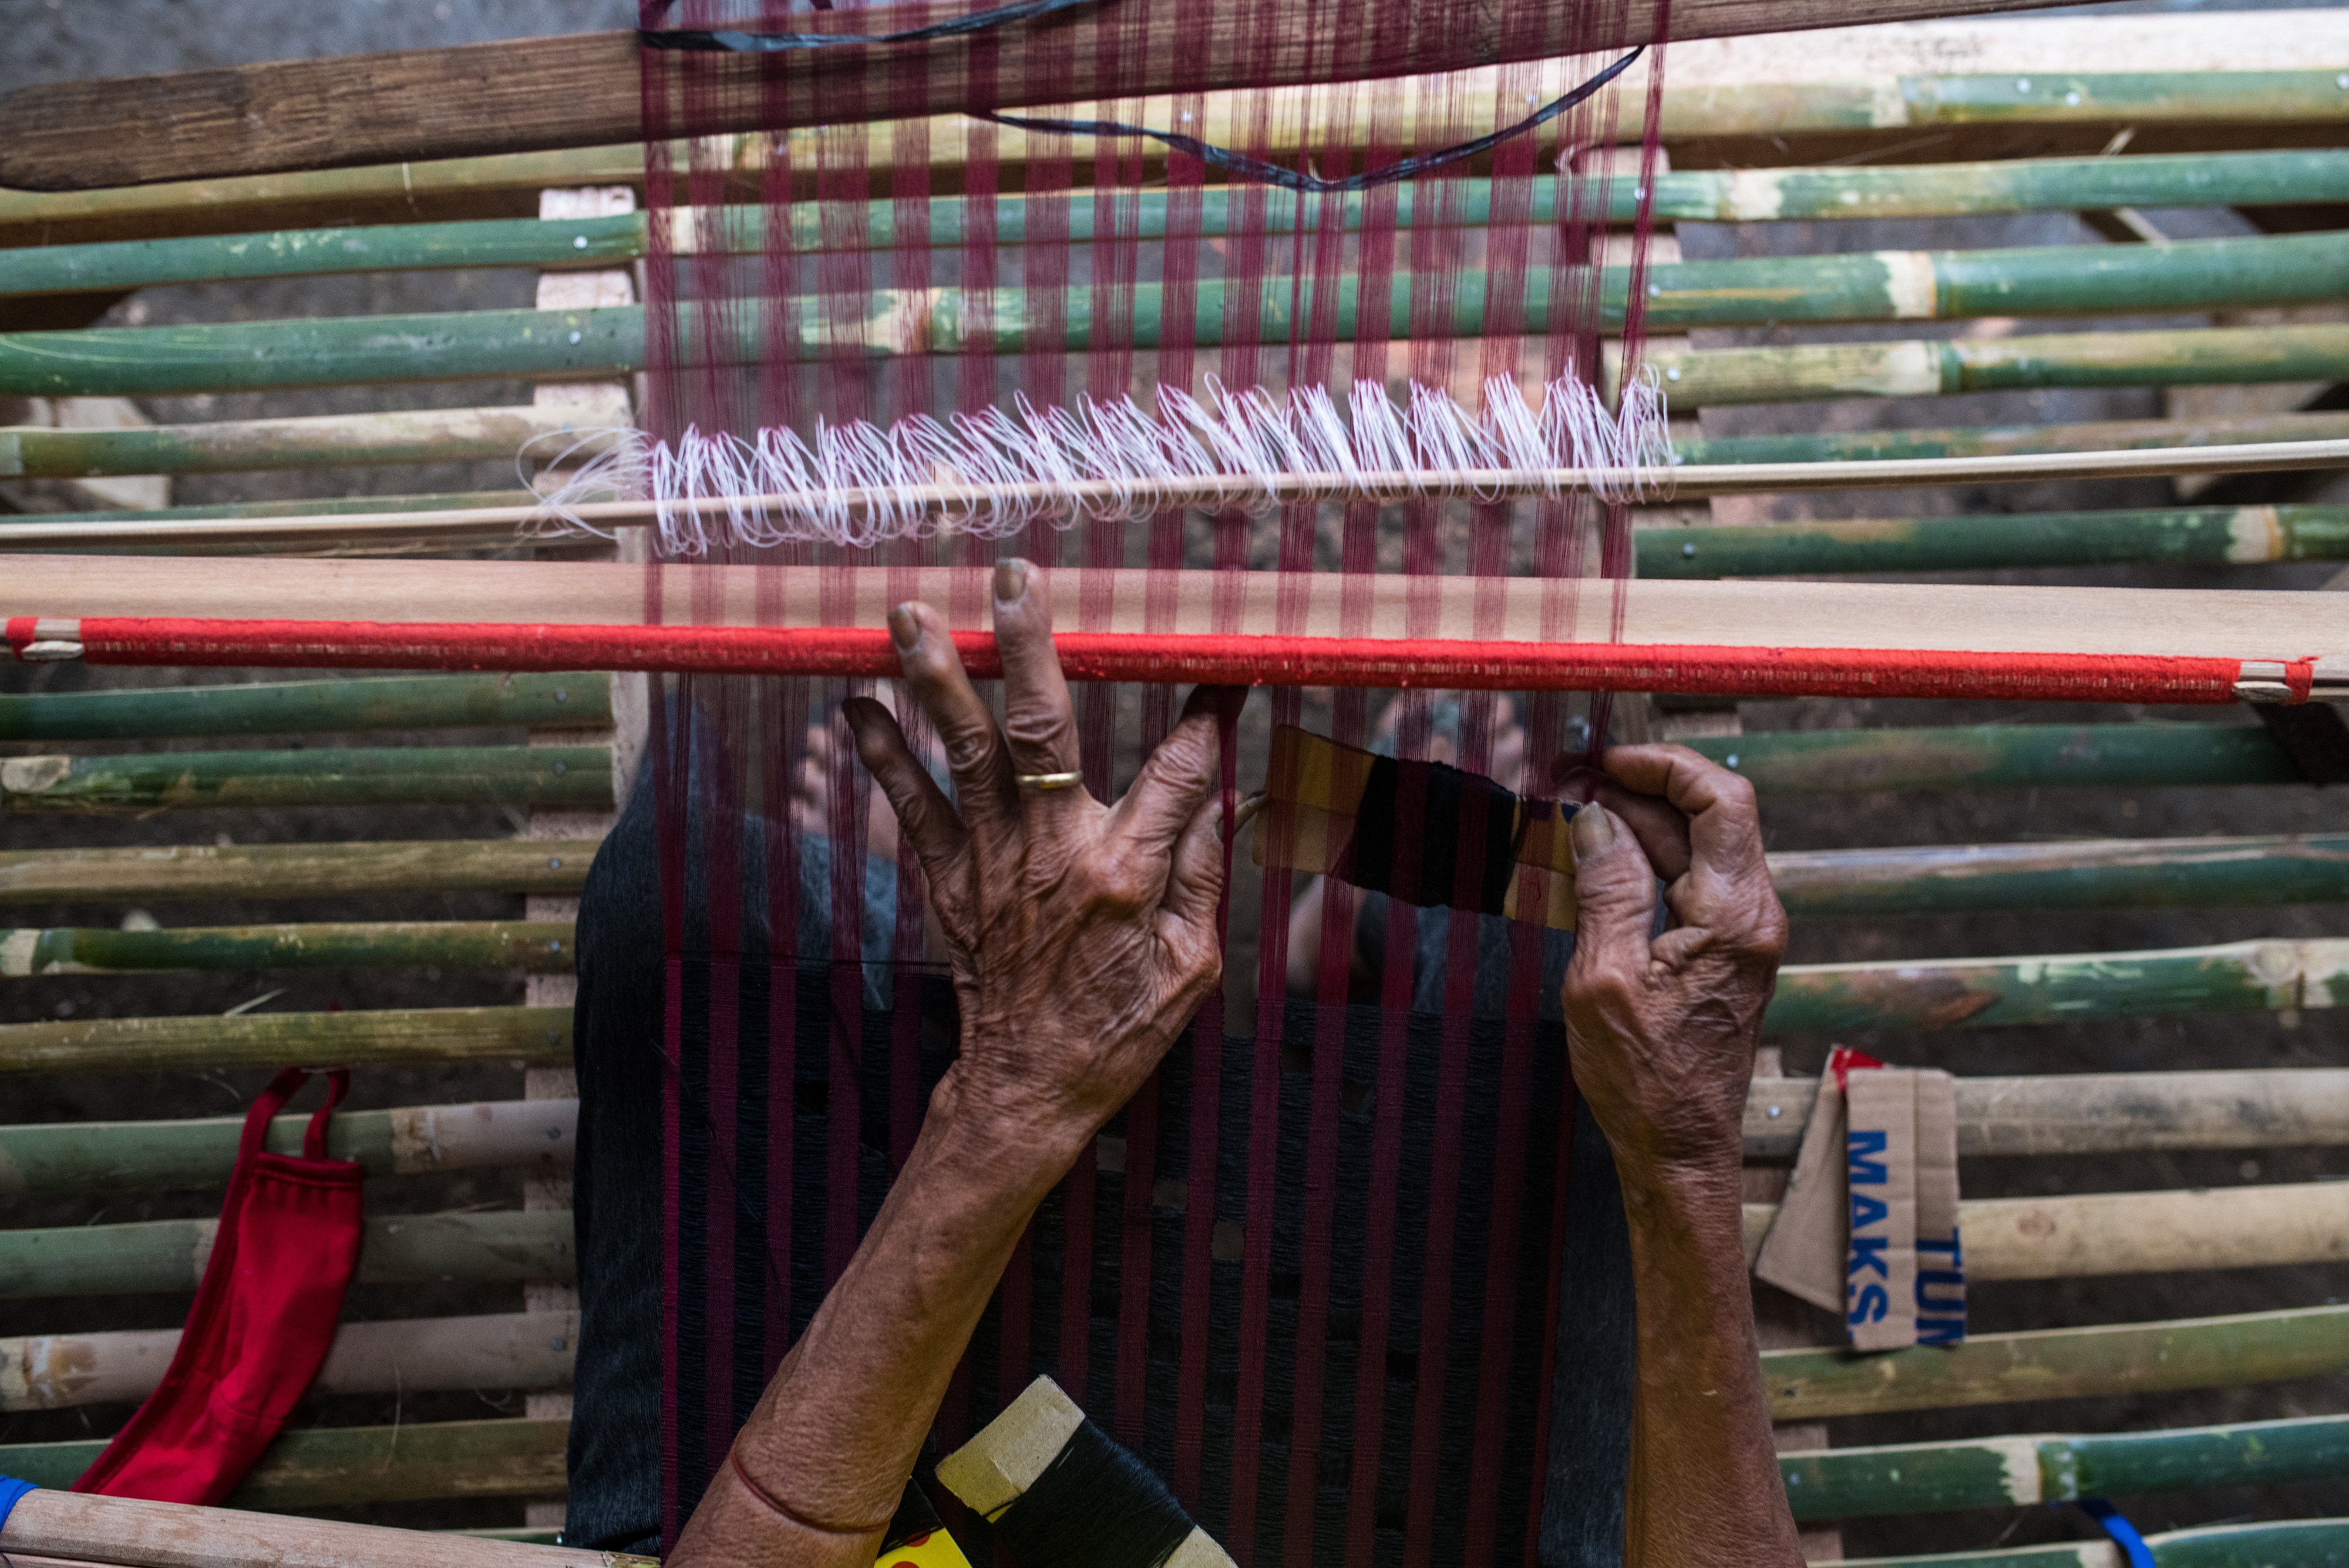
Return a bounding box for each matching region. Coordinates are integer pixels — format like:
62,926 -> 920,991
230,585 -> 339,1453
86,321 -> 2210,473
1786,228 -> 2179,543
526,371 -> 1672,555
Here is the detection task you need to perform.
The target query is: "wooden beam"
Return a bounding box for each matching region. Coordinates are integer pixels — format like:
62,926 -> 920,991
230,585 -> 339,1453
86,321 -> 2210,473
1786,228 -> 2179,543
6,555 -> 2344,662
0,1 -> 2099,193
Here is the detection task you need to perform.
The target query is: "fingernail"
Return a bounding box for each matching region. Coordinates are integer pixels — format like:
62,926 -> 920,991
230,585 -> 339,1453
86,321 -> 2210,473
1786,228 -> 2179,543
1570,803 -> 1615,860
887,604 -> 919,652
993,557 -> 1029,607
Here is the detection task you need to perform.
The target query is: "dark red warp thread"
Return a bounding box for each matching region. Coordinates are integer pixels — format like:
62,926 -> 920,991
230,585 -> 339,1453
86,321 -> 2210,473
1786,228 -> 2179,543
23,617 -> 2305,704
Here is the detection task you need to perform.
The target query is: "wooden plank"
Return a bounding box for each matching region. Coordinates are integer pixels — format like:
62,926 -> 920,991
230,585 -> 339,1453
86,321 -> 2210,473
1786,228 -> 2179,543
7,556 -> 2348,661
0,1 -> 2100,193
1764,1304 -> 2349,1421
0,1210 -> 573,1299
1,1312 -> 576,1412
0,1483 -> 639,1568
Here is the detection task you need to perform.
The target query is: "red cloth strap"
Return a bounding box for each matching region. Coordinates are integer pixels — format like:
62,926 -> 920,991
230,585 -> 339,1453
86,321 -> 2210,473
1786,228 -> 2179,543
31,614 -> 2318,706
72,1067 -> 363,1505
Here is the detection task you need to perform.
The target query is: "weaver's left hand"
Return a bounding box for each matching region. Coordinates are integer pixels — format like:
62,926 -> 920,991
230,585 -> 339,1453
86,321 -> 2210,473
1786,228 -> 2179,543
843,558 -> 1242,1163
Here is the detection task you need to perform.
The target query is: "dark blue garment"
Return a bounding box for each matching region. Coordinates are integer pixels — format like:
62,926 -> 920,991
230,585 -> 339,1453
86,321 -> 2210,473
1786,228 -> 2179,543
564,765 -> 901,1554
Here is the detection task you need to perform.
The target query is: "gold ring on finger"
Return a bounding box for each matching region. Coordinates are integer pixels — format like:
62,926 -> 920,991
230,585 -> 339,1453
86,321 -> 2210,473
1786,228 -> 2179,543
1016,770 -> 1085,791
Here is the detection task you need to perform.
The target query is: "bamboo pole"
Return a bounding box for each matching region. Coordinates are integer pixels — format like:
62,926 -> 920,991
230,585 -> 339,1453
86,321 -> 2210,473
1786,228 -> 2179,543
0,1006 -> 570,1075
0,745 -> 612,812
1764,1304 -> 2349,1421
0,1419 -> 574,1513
18,173 -> 2349,291
0,1209 -> 572,1299
1847,1521 -> 2349,1568
0,406 -> 622,477
3,491 -> 536,524
2,921 -> 574,977
0,673 -> 608,741
1,1311 -> 576,1412
9,298 -> 2348,401
1768,833 -> 2349,917
0,1098 -> 576,1196
1765,937 -> 2349,1036
0,840 -> 599,903
1782,1412 -> 2349,1520
1742,1180 -> 2349,1280
1745,1069 -> 2349,1161
1684,722 -> 2304,792
1684,409 -> 2349,465
1641,504 -> 2349,577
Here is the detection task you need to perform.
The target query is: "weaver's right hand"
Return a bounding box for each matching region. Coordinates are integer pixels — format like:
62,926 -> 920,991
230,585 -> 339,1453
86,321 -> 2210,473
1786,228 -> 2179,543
843,558 -> 1243,1168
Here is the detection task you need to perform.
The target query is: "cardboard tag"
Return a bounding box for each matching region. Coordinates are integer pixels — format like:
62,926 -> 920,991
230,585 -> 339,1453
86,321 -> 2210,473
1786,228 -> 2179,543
1843,1068 -> 1919,1351
1754,1047 -> 1880,1314
1913,1068 -> 1967,1345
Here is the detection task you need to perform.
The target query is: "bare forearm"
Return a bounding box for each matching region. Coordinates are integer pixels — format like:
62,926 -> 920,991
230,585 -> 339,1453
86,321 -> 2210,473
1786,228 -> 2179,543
1618,1159 -> 1803,1568
671,1061 -> 1082,1568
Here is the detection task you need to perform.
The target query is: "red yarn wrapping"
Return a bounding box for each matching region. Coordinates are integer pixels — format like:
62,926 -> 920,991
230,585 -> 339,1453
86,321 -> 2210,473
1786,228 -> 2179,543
17,614 -> 2301,704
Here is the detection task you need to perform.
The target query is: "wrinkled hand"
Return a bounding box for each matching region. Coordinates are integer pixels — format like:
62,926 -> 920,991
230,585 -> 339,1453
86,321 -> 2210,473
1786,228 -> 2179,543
843,559 -> 1240,1160
1562,745 -> 1787,1179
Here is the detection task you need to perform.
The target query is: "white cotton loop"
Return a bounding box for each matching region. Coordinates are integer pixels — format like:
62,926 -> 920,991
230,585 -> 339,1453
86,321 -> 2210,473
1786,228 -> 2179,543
524,372 -> 1680,549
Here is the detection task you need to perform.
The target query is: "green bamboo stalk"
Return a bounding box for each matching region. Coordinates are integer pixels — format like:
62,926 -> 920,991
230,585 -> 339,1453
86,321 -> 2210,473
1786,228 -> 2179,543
1764,1304 -> 2349,1421
1769,833 -> 2349,918
2,920 -> 573,975
0,1209 -> 571,1298
0,673 -> 608,741
9,283 -> 2347,399
0,1417 -> 568,1507
16,152 -> 2348,289
0,490 -> 534,524
0,1005 -> 570,1075
1847,1520 -> 2349,1568
1641,504 -> 2349,577
0,839 -> 599,903
1681,724 -> 2304,792
1766,937 -> 2349,1036
1682,409 -> 2349,465
0,1098 -> 575,1195
1783,1413 -> 2349,1520
0,406 -> 622,479
0,214 -> 645,298
1648,324 -> 2349,409
1745,1069 -> 2349,1160
0,745 -> 611,812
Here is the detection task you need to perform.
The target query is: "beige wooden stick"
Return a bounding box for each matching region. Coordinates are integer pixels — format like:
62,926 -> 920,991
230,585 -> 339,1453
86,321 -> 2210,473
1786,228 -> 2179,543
1743,1179 -> 2349,1280
8,555 -> 2346,665
5,440 -> 2346,555
0,1490 -> 648,1568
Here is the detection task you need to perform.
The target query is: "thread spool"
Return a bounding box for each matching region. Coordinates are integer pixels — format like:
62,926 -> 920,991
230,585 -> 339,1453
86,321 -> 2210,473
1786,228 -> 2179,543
934,1377 -> 1234,1568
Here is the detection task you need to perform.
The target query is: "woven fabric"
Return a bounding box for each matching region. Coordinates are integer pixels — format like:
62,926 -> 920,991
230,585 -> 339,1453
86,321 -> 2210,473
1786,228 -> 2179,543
623,2 -> 1670,1560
